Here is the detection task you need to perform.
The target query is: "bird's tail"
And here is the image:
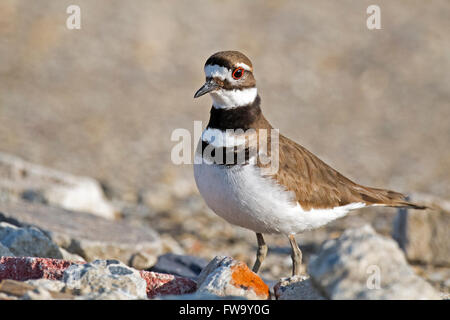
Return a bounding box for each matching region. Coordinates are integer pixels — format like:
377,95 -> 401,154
356,186 -> 428,209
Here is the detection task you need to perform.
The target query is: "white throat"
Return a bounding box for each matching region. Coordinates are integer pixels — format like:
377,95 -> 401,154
210,88 -> 258,109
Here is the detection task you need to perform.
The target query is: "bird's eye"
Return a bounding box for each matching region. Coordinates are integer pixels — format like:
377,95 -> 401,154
232,67 -> 244,80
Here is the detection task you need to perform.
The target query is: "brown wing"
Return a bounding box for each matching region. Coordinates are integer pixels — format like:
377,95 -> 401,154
265,134 -> 425,210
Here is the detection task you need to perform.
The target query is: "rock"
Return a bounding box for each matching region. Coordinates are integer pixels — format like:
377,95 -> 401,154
0,222 -> 63,259
308,225 -> 441,300
140,270 -> 197,299
0,201 -> 172,268
393,207 -> 450,267
0,279 -> 37,297
0,256 -> 196,299
0,279 -> 75,300
0,256 -> 77,282
25,278 -> 67,292
196,256 -> 269,300
62,259 -> 148,300
149,253 -> 208,279
129,252 -> 157,270
274,275 -> 326,300
0,152 -> 117,220
21,287 -> 67,300
0,212 -> 22,227
0,243 -> 13,257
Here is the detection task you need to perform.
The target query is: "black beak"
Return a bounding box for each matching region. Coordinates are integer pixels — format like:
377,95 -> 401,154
194,80 -> 219,98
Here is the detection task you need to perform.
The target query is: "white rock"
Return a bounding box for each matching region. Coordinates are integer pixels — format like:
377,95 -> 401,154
62,259 -> 148,300
45,177 -> 117,220
0,152 -> 117,220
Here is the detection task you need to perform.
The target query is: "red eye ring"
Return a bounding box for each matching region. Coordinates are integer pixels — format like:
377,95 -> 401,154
232,67 -> 245,80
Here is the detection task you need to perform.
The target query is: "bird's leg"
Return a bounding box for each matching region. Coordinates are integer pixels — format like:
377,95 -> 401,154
252,233 -> 268,273
288,234 -> 303,276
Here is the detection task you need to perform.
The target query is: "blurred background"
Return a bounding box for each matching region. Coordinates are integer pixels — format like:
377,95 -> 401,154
0,0 -> 449,292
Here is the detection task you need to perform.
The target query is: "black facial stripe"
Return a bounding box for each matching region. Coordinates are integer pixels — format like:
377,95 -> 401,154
207,95 -> 261,131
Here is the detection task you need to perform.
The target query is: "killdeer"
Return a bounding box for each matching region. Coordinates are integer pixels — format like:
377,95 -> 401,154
193,50 -> 425,276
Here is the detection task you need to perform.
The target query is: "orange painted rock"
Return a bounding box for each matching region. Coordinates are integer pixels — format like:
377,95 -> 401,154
196,256 -> 269,300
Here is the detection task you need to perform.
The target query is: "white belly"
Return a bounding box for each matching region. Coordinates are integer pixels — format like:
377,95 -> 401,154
194,150 -> 365,235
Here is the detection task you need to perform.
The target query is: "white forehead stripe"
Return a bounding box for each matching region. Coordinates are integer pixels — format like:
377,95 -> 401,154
210,87 -> 257,109
235,62 -> 252,71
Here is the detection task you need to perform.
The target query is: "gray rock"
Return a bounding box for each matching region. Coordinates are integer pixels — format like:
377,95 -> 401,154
62,259 -> 148,300
308,225 -> 441,300
149,253 -> 208,279
393,207 -> 450,267
274,275 -> 326,300
0,242 -> 14,257
0,222 -> 63,259
0,201 -> 174,268
196,256 -> 270,300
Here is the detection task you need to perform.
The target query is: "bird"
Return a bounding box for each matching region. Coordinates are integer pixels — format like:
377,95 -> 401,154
193,50 -> 426,276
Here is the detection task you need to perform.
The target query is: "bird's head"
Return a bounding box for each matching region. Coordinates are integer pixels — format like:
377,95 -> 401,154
194,51 -> 257,109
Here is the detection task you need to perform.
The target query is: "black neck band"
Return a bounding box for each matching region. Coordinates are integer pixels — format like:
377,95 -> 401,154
207,95 -> 261,131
